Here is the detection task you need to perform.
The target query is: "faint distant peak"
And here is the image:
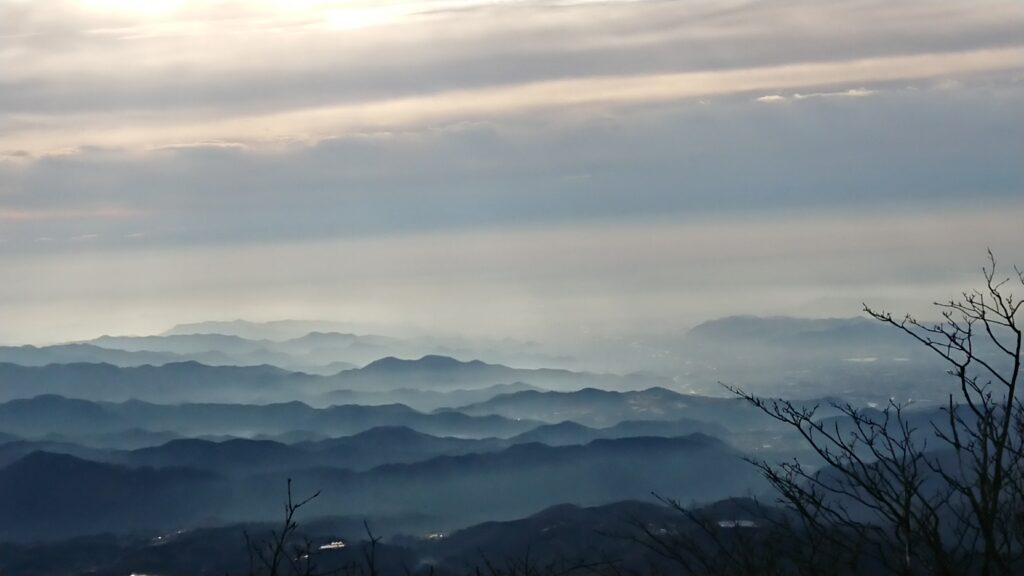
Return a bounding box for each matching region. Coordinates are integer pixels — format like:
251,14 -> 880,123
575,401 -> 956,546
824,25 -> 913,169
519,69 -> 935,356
286,331 -> 358,342
349,425 -> 429,441
691,314 -> 868,333
362,355 -> 491,371
162,319 -> 359,341
687,314 -> 895,343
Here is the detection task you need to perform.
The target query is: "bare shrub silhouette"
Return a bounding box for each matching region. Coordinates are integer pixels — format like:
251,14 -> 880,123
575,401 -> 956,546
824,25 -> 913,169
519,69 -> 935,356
635,253 -> 1024,576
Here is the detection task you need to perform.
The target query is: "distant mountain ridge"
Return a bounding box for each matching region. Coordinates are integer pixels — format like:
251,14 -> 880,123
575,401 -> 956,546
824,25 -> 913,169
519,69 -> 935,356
674,315 -> 955,403
88,332 -> 370,373
450,386 -> 773,430
156,321 -> 579,370
508,417 -> 731,445
334,354 -> 656,393
320,382 -> 540,412
112,428 -> 509,473
0,394 -> 541,439
2,414 -> 744,473
0,361 -> 317,404
162,319 -> 361,340
687,315 -> 913,350
0,343 -> 200,367
0,355 -> 666,404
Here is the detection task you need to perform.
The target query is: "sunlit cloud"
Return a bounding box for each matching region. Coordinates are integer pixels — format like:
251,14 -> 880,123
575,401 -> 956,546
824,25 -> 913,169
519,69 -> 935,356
756,88 -> 877,103
3,0 -> 1023,155
793,88 -> 876,100
148,140 -> 249,152
4,47 -> 1021,155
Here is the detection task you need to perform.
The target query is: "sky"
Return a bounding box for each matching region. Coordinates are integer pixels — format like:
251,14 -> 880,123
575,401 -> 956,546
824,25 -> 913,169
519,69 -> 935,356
0,0 -> 1022,345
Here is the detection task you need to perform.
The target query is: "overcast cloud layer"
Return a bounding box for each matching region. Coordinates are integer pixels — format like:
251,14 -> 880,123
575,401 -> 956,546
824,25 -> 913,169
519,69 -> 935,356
1,0 -> 1022,344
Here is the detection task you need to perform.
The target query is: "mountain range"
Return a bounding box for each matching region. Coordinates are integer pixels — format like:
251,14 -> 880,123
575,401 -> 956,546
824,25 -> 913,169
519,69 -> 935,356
0,394 -> 541,439
0,313 -> 951,573
449,386 -> 774,430
0,433 -> 764,542
0,354 -> 667,404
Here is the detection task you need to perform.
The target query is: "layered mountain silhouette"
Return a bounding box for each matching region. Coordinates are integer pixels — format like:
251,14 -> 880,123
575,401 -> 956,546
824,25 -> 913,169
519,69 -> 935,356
0,433 -> 763,542
0,361 -> 318,404
0,414 -> 757,477
320,382 -> 540,411
450,387 -> 773,430
116,428 -> 506,473
0,314 -> 949,573
0,395 -> 541,439
686,315 -> 914,351
508,417 -> 731,445
0,452 -> 224,541
0,355 -> 666,404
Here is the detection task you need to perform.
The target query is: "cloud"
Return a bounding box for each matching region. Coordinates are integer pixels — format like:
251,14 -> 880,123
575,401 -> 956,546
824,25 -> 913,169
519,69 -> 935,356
757,88 -> 876,103
1,0 -> 1022,343
148,140 -> 248,152
5,47 -> 1020,155
793,88 -> 876,100
0,75 -> 1020,251
2,0 -> 1023,154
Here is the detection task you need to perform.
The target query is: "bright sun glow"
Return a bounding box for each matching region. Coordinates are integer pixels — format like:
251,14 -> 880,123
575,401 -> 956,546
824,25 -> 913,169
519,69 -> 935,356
323,5 -> 416,30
